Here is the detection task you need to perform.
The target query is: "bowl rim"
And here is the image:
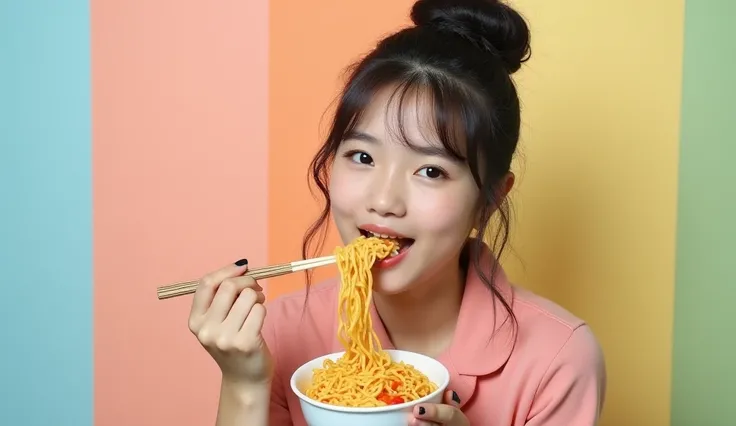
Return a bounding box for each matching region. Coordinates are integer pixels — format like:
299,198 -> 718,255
289,349 -> 451,414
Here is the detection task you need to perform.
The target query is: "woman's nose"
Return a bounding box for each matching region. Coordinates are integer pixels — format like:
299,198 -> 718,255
365,172 -> 407,218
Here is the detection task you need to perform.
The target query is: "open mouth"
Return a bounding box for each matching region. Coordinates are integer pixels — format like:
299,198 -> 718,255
359,229 -> 415,258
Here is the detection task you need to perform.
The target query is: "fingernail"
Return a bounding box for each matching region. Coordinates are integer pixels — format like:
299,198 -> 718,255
452,390 -> 461,404
418,406 -> 425,415
234,259 -> 248,266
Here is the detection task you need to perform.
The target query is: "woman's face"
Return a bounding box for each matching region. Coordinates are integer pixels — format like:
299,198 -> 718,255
329,87 -> 481,294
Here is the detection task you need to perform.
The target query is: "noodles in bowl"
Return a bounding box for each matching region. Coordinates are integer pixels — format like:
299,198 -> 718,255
291,350 -> 450,425
289,236 -> 450,426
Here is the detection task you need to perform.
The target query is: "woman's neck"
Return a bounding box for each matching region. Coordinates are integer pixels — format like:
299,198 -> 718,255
372,258 -> 466,359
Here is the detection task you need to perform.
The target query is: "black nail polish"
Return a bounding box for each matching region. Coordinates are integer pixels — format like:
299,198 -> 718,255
452,390 -> 461,404
234,259 -> 248,266
418,406 -> 425,415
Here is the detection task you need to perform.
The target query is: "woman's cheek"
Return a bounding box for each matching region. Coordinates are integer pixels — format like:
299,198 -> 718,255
412,187 -> 477,234
329,170 -> 363,215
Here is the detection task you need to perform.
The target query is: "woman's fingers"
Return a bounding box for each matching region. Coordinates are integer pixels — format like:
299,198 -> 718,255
205,274 -> 262,324
190,259 -> 249,320
221,286 -> 266,334
237,302 -> 267,344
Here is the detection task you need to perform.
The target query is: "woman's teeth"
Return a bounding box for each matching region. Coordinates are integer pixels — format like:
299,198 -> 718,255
368,231 -> 395,239
366,231 -> 402,257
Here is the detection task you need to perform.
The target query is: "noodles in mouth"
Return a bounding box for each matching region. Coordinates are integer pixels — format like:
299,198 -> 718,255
304,236 -> 438,407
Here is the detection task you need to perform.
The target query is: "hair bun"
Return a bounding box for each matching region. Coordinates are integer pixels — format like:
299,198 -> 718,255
410,0 -> 531,73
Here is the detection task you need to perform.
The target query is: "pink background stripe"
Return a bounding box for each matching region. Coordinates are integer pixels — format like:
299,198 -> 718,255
92,1 -> 268,424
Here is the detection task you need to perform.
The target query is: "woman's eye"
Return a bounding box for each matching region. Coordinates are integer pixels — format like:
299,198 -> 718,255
416,166 -> 445,179
349,151 -> 374,165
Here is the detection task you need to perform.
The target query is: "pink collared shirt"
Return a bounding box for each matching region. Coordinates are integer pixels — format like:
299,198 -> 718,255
262,246 -> 606,425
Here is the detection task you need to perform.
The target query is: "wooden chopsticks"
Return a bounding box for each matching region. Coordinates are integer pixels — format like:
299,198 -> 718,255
156,255 -> 336,300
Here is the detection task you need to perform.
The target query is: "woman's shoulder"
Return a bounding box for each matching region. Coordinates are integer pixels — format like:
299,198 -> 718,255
511,286 -> 588,332
511,285 -> 604,356
509,285 -> 606,388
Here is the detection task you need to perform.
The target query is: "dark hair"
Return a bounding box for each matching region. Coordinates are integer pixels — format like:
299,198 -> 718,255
302,0 -> 531,329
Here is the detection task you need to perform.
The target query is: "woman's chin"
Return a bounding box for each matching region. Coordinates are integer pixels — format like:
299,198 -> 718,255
370,269 -> 416,296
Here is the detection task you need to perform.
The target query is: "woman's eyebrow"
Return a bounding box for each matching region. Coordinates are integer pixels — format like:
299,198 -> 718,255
344,130 -> 379,143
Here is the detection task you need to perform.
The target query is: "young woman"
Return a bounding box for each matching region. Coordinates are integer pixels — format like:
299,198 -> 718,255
186,0 -> 606,424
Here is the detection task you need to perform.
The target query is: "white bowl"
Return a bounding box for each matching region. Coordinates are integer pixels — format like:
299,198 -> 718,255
290,349 -> 450,426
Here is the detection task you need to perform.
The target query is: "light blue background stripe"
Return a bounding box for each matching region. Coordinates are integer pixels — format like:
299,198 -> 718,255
0,2 -> 92,425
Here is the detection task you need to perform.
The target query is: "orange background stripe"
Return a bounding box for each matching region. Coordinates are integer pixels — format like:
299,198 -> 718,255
267,0 -> 415,299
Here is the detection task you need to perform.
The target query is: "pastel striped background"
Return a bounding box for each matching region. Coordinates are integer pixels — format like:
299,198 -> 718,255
2,0 -> 734,425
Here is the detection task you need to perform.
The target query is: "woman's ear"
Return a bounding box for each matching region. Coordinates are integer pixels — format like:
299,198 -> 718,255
474,172 -> 516,228
500,172 -> 515,198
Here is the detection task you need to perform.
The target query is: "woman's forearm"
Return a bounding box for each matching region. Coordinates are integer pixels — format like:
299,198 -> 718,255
215,378 -> 271,426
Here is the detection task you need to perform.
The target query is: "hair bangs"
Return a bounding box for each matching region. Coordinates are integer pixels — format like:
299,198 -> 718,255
331,59 -> 493,188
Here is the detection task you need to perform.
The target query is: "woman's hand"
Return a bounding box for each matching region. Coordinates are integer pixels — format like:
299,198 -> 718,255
188,259 -> 274,385
410,390 -> 469,426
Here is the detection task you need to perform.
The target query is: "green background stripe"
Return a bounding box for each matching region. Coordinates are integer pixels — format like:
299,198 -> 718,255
671,0 -> 736,425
